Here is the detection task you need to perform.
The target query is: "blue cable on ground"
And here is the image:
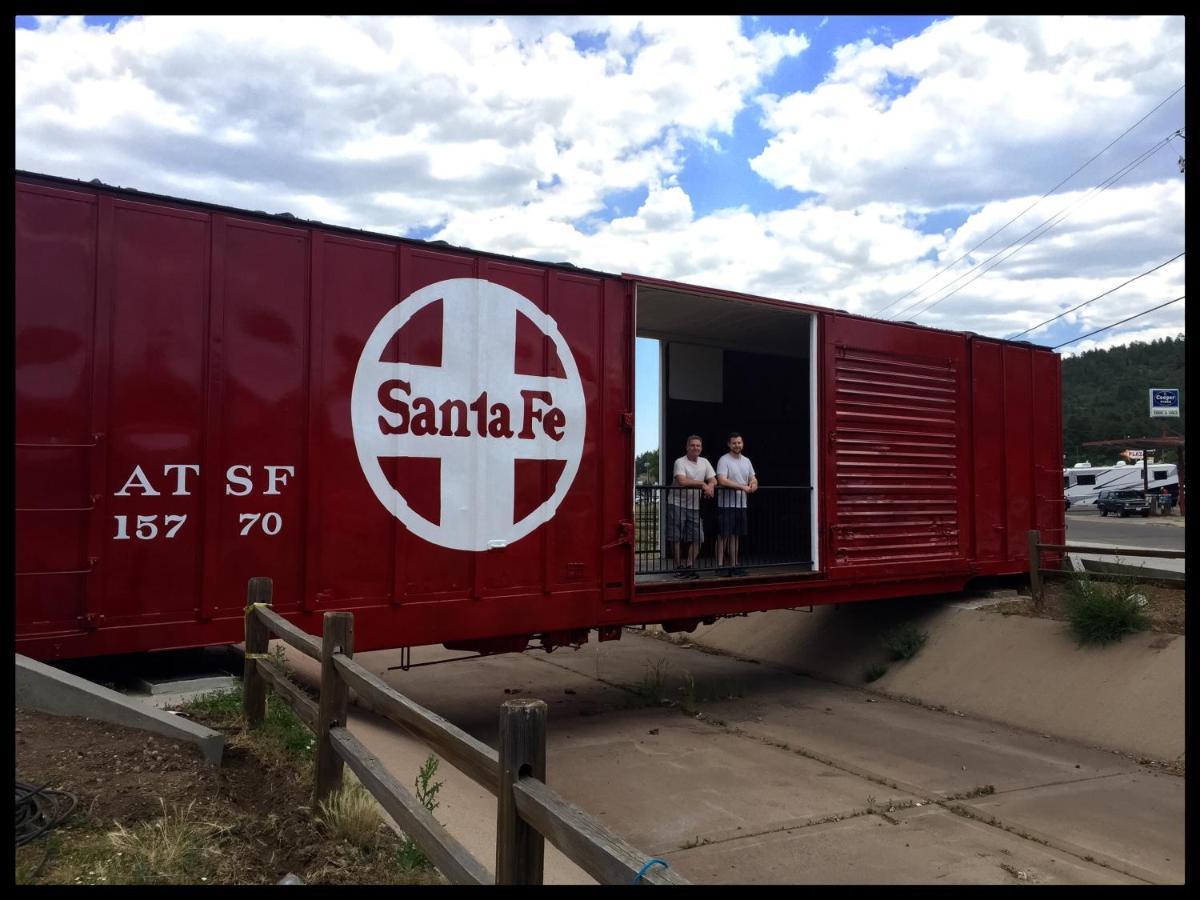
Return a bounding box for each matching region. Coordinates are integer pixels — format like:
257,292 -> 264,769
631,857 -> 669,884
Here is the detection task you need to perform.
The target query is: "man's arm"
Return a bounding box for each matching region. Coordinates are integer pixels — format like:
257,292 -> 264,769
717,474 -> 748,491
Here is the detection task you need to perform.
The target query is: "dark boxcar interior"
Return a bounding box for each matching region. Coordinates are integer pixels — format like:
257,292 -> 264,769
635,284 -> 817,581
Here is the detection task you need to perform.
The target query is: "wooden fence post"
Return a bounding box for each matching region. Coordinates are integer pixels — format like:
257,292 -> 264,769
314,611 -> 354,806
1027,530 -> 1043,608
496,699 -> 547,885
243,577 -> 273,729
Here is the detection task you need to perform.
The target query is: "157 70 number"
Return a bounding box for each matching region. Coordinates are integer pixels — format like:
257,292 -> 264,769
113,512 -> 284,540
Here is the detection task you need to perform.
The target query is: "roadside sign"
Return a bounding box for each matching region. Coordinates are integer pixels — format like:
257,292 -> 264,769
1149,388 -> 1180,417
1123,449 -> 1144,460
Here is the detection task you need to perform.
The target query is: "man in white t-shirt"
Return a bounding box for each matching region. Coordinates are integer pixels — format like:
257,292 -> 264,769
668,435 -> 716,578
716,432 -> 757,576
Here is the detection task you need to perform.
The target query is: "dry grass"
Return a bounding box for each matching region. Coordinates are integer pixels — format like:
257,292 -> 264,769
101,800 -> 224,884
15,692 -> 449,886
317,777 -> 383,849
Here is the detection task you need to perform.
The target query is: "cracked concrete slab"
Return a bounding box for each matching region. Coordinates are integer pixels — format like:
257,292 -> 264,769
668,804 -> 1144,884
276,625 -> 1183,885
699,681 -> 1131,797
962,772 -> 1184,884
532,708 -> 918,853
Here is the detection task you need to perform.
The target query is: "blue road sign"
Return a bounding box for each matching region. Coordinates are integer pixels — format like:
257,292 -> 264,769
1149,388 -> 1180,417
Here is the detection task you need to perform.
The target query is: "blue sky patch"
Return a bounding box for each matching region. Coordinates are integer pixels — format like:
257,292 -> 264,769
911,208 -> 974,235
570,29 -> 607,54
405,224 -> 442,241
676,106 -> 811,217
16,15 -> 132,31
880,72 -> 919,101
604,184 -> 649,218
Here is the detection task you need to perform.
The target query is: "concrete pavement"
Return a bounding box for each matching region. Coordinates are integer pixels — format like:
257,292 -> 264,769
279,624 -> 1182,885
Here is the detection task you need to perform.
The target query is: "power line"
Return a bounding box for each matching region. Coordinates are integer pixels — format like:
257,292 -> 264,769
1007,251 -> 1185,340
894,135 -> 1173,322
873,82 -> 1186,318
897,136 -> 1172,321
1052,295 -> 1184,351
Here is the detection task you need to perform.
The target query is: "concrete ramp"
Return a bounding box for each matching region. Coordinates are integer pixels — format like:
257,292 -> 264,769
686,599 -> 1184,764
15,654 -> 224,765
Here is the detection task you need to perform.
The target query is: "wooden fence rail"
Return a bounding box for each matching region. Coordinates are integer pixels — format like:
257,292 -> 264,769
1027,529 -> 1187,607
241,577 -> 686,886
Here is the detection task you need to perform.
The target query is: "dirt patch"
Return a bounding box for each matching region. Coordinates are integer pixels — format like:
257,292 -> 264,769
988,581 -> 1185,635
14,706 -> 445,885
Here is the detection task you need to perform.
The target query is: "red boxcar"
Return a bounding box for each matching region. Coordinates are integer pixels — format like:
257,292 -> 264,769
15,171 -> 1064,660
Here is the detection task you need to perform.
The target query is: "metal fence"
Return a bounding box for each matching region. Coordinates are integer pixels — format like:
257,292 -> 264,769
633,485 -> 813,577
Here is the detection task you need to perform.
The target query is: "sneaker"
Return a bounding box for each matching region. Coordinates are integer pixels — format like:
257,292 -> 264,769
673,566 -> 689,578
731,567 -> 749,576
683,568 -> 700,579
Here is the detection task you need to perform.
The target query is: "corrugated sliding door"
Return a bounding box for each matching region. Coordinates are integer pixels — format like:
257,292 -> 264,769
823,315 -> 971,576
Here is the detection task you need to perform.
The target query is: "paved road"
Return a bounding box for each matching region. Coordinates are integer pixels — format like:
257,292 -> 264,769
1065,510 -> 1185,551
285,630 -> 1183,885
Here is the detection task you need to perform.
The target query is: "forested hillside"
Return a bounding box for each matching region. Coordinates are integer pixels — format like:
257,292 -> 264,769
1061,336 -> 1185,466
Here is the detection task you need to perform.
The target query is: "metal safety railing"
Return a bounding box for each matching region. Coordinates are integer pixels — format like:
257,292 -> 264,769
633,484 -> 813,577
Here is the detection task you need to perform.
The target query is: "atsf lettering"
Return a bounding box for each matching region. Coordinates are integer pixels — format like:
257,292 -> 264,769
110,463 -> 296,542
376,380 -> 566,441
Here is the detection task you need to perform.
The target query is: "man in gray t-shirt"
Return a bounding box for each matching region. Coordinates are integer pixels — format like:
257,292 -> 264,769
668,435 -> 716,578
716,432 -> 757,576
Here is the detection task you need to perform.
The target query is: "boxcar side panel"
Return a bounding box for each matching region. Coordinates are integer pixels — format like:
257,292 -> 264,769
15,184 -> 97,637
310,233 -> 404,607
102,198 -> 210,627
822,314 -> 972,579
1001,345 -> 1035,560
203,216 -> 311,618
970,339 -> 1008,565
1031,348 -> 1066,565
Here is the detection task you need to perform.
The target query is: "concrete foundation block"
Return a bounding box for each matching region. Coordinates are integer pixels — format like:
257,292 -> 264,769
16,654 -> 225,765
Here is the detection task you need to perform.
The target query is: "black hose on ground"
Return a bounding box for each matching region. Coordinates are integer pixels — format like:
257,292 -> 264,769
15,780 -> 77,848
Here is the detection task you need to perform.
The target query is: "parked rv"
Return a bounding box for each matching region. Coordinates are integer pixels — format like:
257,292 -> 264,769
1064,461 -> 1178,507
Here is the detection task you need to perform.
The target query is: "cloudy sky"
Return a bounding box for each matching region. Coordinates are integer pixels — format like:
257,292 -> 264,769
15,15 -> 1185,452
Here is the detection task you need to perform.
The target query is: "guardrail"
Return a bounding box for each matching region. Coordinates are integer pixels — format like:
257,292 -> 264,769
241,577 -> 687,885
1026,529 -> 1187,607
634,484 -> 813,576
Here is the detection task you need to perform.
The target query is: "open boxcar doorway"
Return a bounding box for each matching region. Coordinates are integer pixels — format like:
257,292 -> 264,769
633,281 -> 818,585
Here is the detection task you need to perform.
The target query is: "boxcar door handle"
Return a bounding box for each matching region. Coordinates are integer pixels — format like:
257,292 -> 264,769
601,520 -> 635,550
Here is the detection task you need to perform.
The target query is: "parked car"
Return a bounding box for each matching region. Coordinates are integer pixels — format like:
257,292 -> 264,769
1096,489 -> 1152,517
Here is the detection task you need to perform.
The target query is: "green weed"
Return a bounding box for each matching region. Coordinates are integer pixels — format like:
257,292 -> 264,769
638,658 -> 670,704
267,644 -> 292,679
863,662 -> 889,683
397,755 -> 444,871
882,624 -> 928,661
180,686 -> 314,765
1065,573 -> 1149,645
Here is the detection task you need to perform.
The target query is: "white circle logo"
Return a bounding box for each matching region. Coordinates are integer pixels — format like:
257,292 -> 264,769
352,278 -> 586,551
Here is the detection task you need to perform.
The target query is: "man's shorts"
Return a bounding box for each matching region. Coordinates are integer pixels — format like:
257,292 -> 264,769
666,505 -> 704,543
718,507 -> 747,537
